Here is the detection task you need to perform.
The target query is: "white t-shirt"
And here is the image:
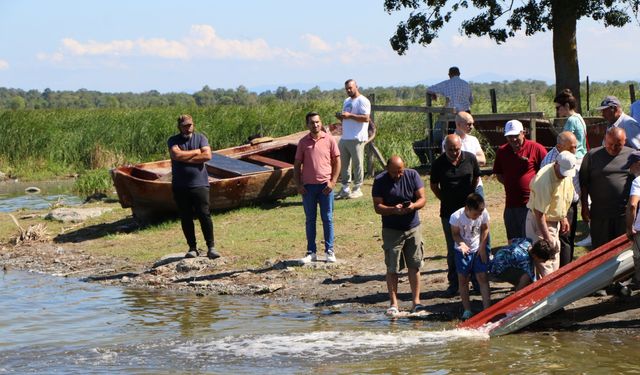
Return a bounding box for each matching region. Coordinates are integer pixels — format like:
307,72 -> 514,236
341,95 -> 371,142
631,176 -> 640,231
449,206 -> 490,253
442,133 -> 484,186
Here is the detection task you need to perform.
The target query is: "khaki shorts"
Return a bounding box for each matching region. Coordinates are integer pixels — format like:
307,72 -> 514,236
382,225 -> 423,273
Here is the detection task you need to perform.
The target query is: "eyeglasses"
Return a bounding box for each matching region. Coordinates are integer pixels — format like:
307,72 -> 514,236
466,122 -> 474,126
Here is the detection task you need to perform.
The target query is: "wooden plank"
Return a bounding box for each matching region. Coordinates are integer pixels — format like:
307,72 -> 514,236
207,153 -> 270,176
244,154 -> 293,169
469,112 -> 545,121
372,105 -> 455,115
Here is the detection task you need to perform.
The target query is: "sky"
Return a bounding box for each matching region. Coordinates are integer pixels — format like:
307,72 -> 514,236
0,0 -> 638,93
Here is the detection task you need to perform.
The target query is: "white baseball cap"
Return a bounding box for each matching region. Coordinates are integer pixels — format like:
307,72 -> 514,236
556,150 -> 577,177
504,120 -> 524,136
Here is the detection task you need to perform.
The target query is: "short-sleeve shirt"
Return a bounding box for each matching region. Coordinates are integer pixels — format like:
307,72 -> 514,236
167,132 -> 210,189
541,147 -> 580,202
631,176 -> 640,231
526,163 -> 574,221
449,207 -> 490,253
428,76 -> 473,112
579,145 -> 634,219
341,95 -> 371,141
608,113 -> 640,150
430,151 -> 480,218
493,139 -> 547,208
489,238 -> 535,282
295,131 -> 339,185
631,100 -> 640,123
441,134 -> 484,187
372,168 -> 424,231
563,113 -> 588,159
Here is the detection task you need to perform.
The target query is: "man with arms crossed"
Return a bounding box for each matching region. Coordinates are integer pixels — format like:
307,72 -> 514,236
168,114 -> 220,260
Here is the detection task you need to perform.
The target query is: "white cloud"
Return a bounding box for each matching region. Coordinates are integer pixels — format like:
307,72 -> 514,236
34,24 -> 396,71
0,59 -> 8,70
301,34 -> 332,52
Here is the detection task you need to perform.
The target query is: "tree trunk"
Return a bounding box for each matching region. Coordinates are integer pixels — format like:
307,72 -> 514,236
551,0 -> 582,113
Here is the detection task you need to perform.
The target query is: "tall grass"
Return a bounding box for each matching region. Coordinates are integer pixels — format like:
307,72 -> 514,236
0,83 -> 635,183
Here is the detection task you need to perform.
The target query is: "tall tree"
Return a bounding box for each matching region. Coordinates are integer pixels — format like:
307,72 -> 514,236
384,0 -> 639,113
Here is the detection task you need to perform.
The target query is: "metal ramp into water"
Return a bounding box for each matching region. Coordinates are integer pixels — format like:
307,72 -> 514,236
458,235 -> 635,336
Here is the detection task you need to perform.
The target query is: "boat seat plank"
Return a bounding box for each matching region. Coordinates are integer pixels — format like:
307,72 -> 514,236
206,153 -> 270,176
244,154 -> 293,169
131,166 -> 164,180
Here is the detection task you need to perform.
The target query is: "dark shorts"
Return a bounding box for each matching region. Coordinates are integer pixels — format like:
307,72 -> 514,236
455,249 -> 489,275
496,267 -> 528,285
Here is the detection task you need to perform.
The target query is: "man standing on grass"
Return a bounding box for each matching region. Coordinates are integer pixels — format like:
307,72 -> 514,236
294,112 -> 341,263
430,134 -> 480,296
335,79 -> 371,200
372,156 -> 426,315
493,120 -> 547,241
580,127 -> 634,249
168,114 -> 220,260
427,66 -> 473,113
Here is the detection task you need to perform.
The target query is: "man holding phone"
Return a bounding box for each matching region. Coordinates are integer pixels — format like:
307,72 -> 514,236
372,156 -> 427,315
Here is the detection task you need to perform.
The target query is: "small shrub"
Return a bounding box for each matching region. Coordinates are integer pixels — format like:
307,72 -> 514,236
74,168 -> 113,198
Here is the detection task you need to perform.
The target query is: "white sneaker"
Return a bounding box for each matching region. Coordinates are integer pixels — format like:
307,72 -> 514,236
326,251 -> 337,263
348,189 -> 363,199
335,189 -> 350,200
300,253 -> 317,264
575,235 -> 592,247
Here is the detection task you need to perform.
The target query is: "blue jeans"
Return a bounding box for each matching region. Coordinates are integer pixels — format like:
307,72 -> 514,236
302,183 -> 334,253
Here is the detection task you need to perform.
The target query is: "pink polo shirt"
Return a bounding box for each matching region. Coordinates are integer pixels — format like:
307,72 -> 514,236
295,131 -> 340,185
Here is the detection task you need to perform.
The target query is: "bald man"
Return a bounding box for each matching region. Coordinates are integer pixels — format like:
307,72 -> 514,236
372,156 -> 427,315
442,112 -> 487,195
430,134 -> 480,296
580,127 -> 635,249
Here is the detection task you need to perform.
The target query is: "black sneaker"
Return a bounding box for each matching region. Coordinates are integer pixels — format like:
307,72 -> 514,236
185,248 -> 199,258
207,247 -> 221,260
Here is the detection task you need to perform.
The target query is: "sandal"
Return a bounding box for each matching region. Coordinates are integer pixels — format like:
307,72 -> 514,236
385,306 -> 400,316
411,304 -> 426,313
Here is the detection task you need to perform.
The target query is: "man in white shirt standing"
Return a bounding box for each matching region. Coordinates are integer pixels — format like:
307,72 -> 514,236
442,112 -> 486,196
427,67 -> 473,113
335,79 -> 371,199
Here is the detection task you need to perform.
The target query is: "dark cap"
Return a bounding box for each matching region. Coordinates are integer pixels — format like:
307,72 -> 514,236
595,96 -> 621,110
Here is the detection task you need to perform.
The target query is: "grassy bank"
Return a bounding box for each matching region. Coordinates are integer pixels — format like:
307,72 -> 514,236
0,177 -> 590,270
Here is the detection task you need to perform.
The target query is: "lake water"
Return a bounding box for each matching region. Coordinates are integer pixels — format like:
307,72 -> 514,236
1,271 -> 638,374
0,180 -> 81,213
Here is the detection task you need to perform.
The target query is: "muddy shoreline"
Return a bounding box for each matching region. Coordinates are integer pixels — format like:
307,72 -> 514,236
2,240 -> 639,333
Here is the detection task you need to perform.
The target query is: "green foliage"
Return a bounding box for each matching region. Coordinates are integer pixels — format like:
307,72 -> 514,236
383,0 -> 639,54
74,168 -> 112,197
0,80 -> 637,180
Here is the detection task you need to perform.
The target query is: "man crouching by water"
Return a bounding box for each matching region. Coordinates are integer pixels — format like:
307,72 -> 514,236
168,114 -> 220,260
372,156 -> 426,315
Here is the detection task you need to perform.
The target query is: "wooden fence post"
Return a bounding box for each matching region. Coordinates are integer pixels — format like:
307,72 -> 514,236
529,94 -> 537,142
426,92 -> 434,166
630,84 -> 636,103
366,93 -> 376,178
490,89 -> 497,114
586,76 -> 590,113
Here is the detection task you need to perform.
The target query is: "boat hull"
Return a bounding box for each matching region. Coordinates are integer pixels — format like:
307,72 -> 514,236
111,132 -> 306,221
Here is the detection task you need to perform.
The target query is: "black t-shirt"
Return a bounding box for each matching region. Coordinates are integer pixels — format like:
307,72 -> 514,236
430,151 -> 480,218
167,132 -> 210,189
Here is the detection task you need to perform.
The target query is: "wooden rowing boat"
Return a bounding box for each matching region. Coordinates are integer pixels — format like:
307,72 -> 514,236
111,131 -> 308,222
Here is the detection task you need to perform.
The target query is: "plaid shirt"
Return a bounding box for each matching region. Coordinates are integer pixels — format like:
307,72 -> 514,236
428,76 -> 473,112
